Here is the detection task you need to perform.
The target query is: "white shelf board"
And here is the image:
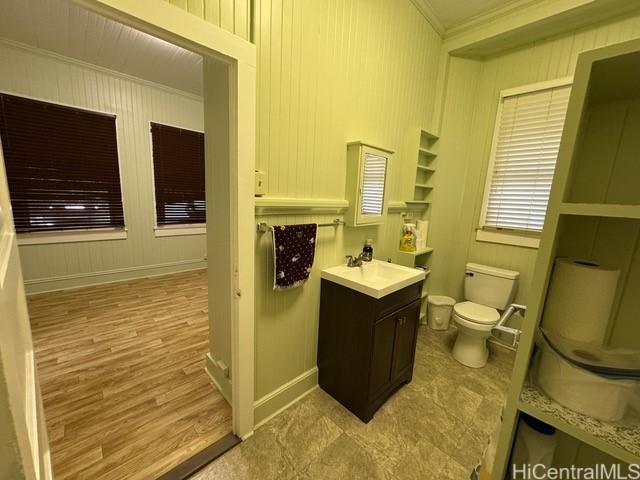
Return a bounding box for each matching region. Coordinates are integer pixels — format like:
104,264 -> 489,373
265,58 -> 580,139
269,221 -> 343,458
405,200 -> 431,205
559,202 -> 640,219
398,247 -> 434,256
519,384 -> 640,466
414,183 -> 434,189
420,129 -> 439,141
416,165 -> 436,173
418,147 -> 437,157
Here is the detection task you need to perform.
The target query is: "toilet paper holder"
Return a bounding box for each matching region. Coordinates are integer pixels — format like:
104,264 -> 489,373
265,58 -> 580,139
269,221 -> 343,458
492,303 -> 527,348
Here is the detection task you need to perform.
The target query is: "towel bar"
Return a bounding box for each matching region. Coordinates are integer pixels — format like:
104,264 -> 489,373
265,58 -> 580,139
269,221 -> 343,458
257,218 -> 344,233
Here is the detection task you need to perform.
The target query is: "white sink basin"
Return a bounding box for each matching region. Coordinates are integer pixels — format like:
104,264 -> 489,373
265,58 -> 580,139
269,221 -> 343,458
321,260 -> 425,299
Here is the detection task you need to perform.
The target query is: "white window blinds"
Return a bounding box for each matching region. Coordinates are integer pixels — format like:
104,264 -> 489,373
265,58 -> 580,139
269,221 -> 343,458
360,152 -> 387,215
481,83 -> 571,233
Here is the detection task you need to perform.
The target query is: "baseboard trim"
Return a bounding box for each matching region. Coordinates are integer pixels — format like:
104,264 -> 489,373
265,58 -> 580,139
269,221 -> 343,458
205,354 -> 232,404
24,259 -> 207,294
253,367 -> 318,427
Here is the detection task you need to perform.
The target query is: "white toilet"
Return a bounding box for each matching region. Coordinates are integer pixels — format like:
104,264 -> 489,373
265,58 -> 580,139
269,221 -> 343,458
452,263 -> 519,368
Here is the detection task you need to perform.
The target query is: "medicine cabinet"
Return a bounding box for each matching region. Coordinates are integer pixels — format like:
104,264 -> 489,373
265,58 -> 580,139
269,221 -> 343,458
345,142 -> 393,227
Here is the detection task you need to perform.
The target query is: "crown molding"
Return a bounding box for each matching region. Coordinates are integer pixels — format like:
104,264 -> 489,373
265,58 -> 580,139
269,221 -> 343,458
444,0 -> 539,38
408,0 -> 445,36
442,0 -> 640,57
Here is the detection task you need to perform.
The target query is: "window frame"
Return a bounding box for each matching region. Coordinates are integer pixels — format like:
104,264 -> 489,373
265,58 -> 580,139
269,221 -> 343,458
148,120 -> 206,237
0,90 -> 128,245
477,76 -> 573,249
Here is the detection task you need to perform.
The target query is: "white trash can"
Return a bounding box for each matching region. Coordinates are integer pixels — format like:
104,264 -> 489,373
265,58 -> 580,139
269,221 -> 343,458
427,295 -> 456,330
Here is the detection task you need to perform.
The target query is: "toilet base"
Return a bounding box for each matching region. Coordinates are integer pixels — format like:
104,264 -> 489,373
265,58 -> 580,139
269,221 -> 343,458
452,329 -> 490,368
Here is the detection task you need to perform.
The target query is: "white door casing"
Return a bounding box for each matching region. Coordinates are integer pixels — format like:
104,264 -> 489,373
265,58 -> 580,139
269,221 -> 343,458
0,142 -> 52,479
0,2 -> 256,477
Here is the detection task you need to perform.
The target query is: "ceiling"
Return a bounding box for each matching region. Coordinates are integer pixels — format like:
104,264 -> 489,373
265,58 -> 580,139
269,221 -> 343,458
0,0 -> 203,95
426,0 -> 527,30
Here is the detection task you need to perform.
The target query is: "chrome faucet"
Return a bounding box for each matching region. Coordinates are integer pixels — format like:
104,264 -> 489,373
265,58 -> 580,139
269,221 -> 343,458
345,254 -> 365,267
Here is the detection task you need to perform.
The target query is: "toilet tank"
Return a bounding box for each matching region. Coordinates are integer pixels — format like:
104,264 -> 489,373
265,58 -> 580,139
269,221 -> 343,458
464,263 -> 519,310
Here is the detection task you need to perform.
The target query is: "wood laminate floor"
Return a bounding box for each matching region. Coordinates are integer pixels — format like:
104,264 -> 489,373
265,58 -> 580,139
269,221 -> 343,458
28,269 -> 232,480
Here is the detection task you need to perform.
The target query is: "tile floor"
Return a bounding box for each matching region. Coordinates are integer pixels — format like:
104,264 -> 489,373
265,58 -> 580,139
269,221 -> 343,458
192,327 -> 515,480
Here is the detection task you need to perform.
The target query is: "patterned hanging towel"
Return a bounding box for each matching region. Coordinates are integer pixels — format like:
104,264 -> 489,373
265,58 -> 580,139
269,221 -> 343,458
271,223 -> 318,290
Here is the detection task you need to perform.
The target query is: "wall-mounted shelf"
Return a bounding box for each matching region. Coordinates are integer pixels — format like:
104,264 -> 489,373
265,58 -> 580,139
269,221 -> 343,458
558,202 -> 640,220
519,384 -> 640,466
397,247 -> 434,256
418,147 -> 437,157
420,129 -> 439,141
408,129 -> 439,206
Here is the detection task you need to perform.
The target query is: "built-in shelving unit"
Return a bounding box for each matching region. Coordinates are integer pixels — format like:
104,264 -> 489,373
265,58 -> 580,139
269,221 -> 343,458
558,202 -> 640,219
519,384 -> 640,466
397,250 -> 433,324
491,39 -> 640,479
410,129 -> 438,205
397,247 -> 434,257
398,128 -> 440,323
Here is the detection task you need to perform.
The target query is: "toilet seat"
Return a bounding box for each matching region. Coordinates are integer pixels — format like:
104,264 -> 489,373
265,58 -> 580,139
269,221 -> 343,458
453,301 -> 500,325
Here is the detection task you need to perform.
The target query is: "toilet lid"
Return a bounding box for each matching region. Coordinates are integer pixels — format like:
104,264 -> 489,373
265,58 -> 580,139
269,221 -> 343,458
454,301 -> 500,325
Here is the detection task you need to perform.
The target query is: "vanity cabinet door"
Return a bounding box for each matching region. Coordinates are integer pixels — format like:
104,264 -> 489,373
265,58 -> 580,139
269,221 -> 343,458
391,300 -> 421,378
369,313 -> 397,397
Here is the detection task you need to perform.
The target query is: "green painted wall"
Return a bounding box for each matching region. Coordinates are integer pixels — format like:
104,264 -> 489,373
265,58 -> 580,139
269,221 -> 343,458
172,1 -> 640,409
429,11 -> 640,307
162,0 -> 250,40
250,0 -> 443,401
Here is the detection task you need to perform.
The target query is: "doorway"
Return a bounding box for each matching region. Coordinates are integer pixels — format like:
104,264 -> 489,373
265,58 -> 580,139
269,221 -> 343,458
0,0 -> 255,478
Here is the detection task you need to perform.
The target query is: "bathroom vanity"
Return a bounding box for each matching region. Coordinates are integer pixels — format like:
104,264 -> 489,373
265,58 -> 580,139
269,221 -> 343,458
318,261 -> 424,422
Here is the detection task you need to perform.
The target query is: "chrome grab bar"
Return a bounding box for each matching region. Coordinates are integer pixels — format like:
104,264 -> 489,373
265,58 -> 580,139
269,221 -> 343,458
492,303 -> 527,348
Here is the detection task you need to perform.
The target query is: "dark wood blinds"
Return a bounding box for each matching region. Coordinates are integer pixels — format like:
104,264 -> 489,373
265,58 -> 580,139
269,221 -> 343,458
0,93 -> 124,233
150,122 -> 205,226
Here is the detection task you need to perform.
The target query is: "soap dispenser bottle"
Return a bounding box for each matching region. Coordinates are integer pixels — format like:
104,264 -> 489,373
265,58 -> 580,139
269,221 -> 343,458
362,239 -> 373,262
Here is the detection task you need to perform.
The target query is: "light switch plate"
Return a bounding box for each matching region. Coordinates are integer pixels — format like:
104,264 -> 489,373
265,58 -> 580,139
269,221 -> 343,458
255,170 -> 266,196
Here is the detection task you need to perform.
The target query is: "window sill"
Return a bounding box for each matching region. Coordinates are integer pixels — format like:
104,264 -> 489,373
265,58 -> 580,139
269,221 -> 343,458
17,228 -> 128,246
476,228 -> 540,249
154,225 -> 206,237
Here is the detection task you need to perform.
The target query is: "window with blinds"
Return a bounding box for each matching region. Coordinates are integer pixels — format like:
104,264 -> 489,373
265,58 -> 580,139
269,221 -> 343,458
480,82 -> 572,234
0,93 -> 124,234
150,122 -> 205,226
360,152 -> 388,216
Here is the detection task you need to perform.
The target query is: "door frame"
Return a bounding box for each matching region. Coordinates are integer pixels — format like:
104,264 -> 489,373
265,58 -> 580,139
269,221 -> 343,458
71,0 -> 257,439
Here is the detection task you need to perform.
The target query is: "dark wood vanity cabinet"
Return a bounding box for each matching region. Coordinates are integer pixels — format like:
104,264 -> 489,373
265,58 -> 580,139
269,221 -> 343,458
317,279 -> 422,422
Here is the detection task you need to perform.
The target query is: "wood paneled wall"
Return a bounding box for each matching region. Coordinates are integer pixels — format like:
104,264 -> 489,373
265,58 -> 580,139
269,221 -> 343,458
253,0 -> 441,202
430,12 -> 640,306
0,41 -> 206,292
163,0 -> 250,41
250,0 -> 442,401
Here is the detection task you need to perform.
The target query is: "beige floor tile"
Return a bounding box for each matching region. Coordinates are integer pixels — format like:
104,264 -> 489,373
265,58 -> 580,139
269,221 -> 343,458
192,427 -> 295,480
263,396 -> 343,472
299,434 -> 387,480
192,327 -> 514,480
